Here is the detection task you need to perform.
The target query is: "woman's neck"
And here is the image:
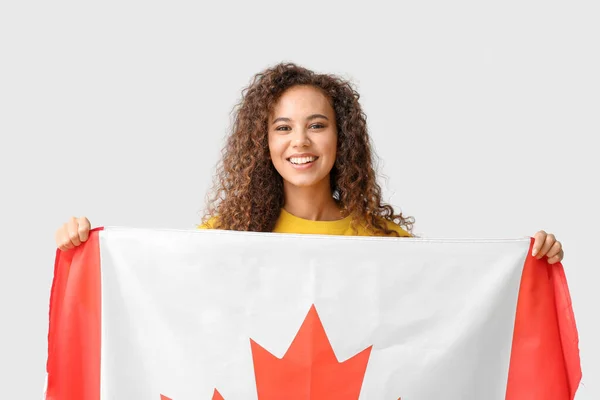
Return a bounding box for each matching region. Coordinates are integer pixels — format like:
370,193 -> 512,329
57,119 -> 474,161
283,178 -> 342,221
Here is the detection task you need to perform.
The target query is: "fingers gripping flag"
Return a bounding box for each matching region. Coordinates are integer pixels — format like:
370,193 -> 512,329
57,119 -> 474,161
45,227 -> 580,399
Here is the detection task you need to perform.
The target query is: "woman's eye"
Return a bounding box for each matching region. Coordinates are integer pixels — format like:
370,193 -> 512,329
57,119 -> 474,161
275,124 -> 324,131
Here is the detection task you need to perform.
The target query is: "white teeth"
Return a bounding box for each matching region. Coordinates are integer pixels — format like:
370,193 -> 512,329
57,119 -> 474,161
289,156 -> 317,165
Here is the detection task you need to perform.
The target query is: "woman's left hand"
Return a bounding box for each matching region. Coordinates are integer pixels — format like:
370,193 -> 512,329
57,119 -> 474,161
532,230 -> 564,264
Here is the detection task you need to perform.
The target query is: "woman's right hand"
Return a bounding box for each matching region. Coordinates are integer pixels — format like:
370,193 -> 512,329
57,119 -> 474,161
55,216 -> 92,251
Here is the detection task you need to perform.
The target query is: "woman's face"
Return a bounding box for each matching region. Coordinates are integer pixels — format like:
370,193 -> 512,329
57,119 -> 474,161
268,85 -> 338,190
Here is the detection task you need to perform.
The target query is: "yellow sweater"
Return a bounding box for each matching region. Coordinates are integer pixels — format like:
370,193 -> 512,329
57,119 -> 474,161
198,208 -> 411,237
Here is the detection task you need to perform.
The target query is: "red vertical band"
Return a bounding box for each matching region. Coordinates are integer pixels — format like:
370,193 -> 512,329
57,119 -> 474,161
46,227 -> 104,400
506,237 -> 581,399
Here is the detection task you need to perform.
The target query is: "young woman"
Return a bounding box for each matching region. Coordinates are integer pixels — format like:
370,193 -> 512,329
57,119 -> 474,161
54,62 -> 564,263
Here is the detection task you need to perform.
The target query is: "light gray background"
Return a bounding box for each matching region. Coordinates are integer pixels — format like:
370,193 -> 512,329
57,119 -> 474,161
0,0 -> 597,398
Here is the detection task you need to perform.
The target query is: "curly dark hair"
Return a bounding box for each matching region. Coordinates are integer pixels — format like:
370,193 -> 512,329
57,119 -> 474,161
201,62 -> 414,236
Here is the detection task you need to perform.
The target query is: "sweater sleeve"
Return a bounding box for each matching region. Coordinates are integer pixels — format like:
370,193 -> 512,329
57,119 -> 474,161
380,218 -> 412,237
196,216 -> 218,230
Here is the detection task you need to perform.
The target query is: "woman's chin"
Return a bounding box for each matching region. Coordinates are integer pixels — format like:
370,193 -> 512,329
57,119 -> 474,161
285,179 -> 319,188
281,174 -> 330,190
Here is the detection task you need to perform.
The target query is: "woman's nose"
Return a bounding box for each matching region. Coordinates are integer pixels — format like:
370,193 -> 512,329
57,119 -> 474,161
292,129 -> 311,147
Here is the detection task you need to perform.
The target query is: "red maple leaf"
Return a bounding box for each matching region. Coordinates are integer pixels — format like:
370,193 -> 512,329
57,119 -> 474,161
160,388 -> 223,400
249,304 -> 372,399
161,304 -> 373,399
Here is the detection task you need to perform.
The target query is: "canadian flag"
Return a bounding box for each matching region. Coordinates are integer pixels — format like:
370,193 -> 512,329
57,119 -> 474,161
45,227 -> 580,399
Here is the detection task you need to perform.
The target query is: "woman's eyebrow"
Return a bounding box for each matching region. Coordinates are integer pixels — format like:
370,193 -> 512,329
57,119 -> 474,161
272,114 -> 329,125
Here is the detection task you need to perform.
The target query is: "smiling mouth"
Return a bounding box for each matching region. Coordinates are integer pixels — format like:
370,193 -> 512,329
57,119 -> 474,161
287,156 -> 319,165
